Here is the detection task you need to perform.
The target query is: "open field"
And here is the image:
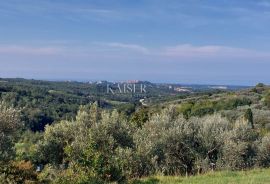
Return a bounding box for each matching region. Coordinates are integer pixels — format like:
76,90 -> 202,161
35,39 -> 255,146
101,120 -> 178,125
132,169 -> 270,184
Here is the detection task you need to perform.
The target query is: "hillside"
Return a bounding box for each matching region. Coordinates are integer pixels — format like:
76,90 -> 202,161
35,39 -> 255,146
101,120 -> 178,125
1,79 -> 270,183
0,78 -> 248,131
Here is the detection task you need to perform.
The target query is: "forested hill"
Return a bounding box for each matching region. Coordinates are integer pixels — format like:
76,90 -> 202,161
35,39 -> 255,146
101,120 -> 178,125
0,78 -> 250,131
1,79 -> 270,183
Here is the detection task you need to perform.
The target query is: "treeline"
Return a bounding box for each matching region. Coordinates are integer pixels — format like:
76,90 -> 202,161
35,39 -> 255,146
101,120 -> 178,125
0,79 -> 140,131
0,79 -> 191,132
177,96 -> 252,118
0,78 -> 242,132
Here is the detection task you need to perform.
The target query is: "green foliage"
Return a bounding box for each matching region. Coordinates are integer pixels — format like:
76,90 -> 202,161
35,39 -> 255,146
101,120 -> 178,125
0,78 -> 199,131
244,108 -> 254,129
133,169 -> 270,184
32,105 -> 265,181
15,130 -> 43,163
2,79 -> 270,183
191,101 -> 215,117
0,79 -> 109,131
216,97 -> 252,110
134,110 -> 234,176
37,120 -> 76,165
22,108 -> 55,132
196,115 -> 230,170
0,161 -> 37,184
131,107 -> 150,127
0,102 -> 21,162
36,103 -> 134,183
257,134 -> 270,167
177,97 -> 252,119
256,83 -> 265,88
117,103 -> 136,116
177,102 -> 193,119
220,122 -> 259,170
265,92 -> 270,108
65,109 -> 134,182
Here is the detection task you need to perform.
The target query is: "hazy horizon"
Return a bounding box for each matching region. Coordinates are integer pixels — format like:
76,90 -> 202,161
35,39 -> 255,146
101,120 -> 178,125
0,76 -> 255,86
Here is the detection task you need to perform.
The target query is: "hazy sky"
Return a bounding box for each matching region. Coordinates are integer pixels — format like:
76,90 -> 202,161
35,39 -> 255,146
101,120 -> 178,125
1,0 -> 270,85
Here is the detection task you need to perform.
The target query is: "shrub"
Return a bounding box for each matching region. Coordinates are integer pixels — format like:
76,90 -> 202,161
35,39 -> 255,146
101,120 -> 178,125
134,107 -> 201,175
196,114 -> 230,171
63,107 -> 132,183
257,134 -> 270,167
221,123 -> 258,170
265,93 -> 270,108
0,102 -> 21,162
36,120 -> 76,165
244,108 -> 254,129
0,161 -> 37,184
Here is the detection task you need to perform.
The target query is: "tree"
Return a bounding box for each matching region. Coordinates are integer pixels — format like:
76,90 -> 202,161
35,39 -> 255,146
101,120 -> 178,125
257,134 -> 270,167
133,107 -> 200,176
177,102 -> 193,119
244,108 -> 254,129
265,93 -> 270,108
0,102 -> 21,162
221,121 -> 258,170
36,120 -> 75,165
36,103 -> 131,183
196,114 -> 229,172
64,108 -> 131,182
130,107 -> 149,128
256,83 -> 265,88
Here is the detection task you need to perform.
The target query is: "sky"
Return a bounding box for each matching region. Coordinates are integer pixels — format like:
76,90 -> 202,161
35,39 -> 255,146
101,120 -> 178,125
0,0 -> 270,85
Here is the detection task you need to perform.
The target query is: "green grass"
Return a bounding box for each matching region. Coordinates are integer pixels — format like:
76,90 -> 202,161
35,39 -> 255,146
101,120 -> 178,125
131,169 -> 270,184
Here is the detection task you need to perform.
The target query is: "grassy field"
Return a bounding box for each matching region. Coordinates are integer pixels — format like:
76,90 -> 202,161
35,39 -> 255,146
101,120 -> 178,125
132,169 -> 270,184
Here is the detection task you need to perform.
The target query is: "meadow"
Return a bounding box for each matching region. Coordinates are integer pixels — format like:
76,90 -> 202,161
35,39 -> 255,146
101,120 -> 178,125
133,169 -> 270,184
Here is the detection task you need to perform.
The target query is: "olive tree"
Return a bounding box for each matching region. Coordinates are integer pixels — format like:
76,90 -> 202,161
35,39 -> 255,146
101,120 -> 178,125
0,102 -> 21,162
257,134 -> 270,167
134,107 -> 200,176
221,119 -> 259,170
196,114 -> 230,172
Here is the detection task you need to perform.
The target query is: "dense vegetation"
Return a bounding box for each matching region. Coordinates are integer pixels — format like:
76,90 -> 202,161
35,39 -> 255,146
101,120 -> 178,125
0,78 -> 193,131
0,79 -> 270,183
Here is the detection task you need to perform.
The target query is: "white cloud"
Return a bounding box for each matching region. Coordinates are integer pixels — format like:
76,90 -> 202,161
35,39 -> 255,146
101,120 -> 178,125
0,43 -> 269,61
0,45 -> 64,55
0,1 -> 120,22
96,42 -> 150,54
90,42 -> 270,60
161,44 -> 270,58
257,1 -> 270,7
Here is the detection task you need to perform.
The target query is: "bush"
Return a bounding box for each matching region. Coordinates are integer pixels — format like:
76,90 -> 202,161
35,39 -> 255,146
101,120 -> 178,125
0,161 -> 37,184
252,109 -> 270,129
221,123 -> 258,170
257,134 -> 270,167
265,93 -> 270,108
33,103 -> 270,182
196,114 -> 230,171
36,120 -> 76,165
0,102 -> 21,162
64,113 -> 129,182
38,105 -> 133,183
133,108 -> 230,175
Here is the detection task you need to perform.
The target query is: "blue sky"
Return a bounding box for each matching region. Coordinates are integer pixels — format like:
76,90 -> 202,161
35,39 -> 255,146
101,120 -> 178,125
0,0 -> 270,85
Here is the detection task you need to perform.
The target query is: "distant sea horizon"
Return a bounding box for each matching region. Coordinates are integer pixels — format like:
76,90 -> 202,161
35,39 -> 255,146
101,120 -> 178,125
0,76 -> 254,88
